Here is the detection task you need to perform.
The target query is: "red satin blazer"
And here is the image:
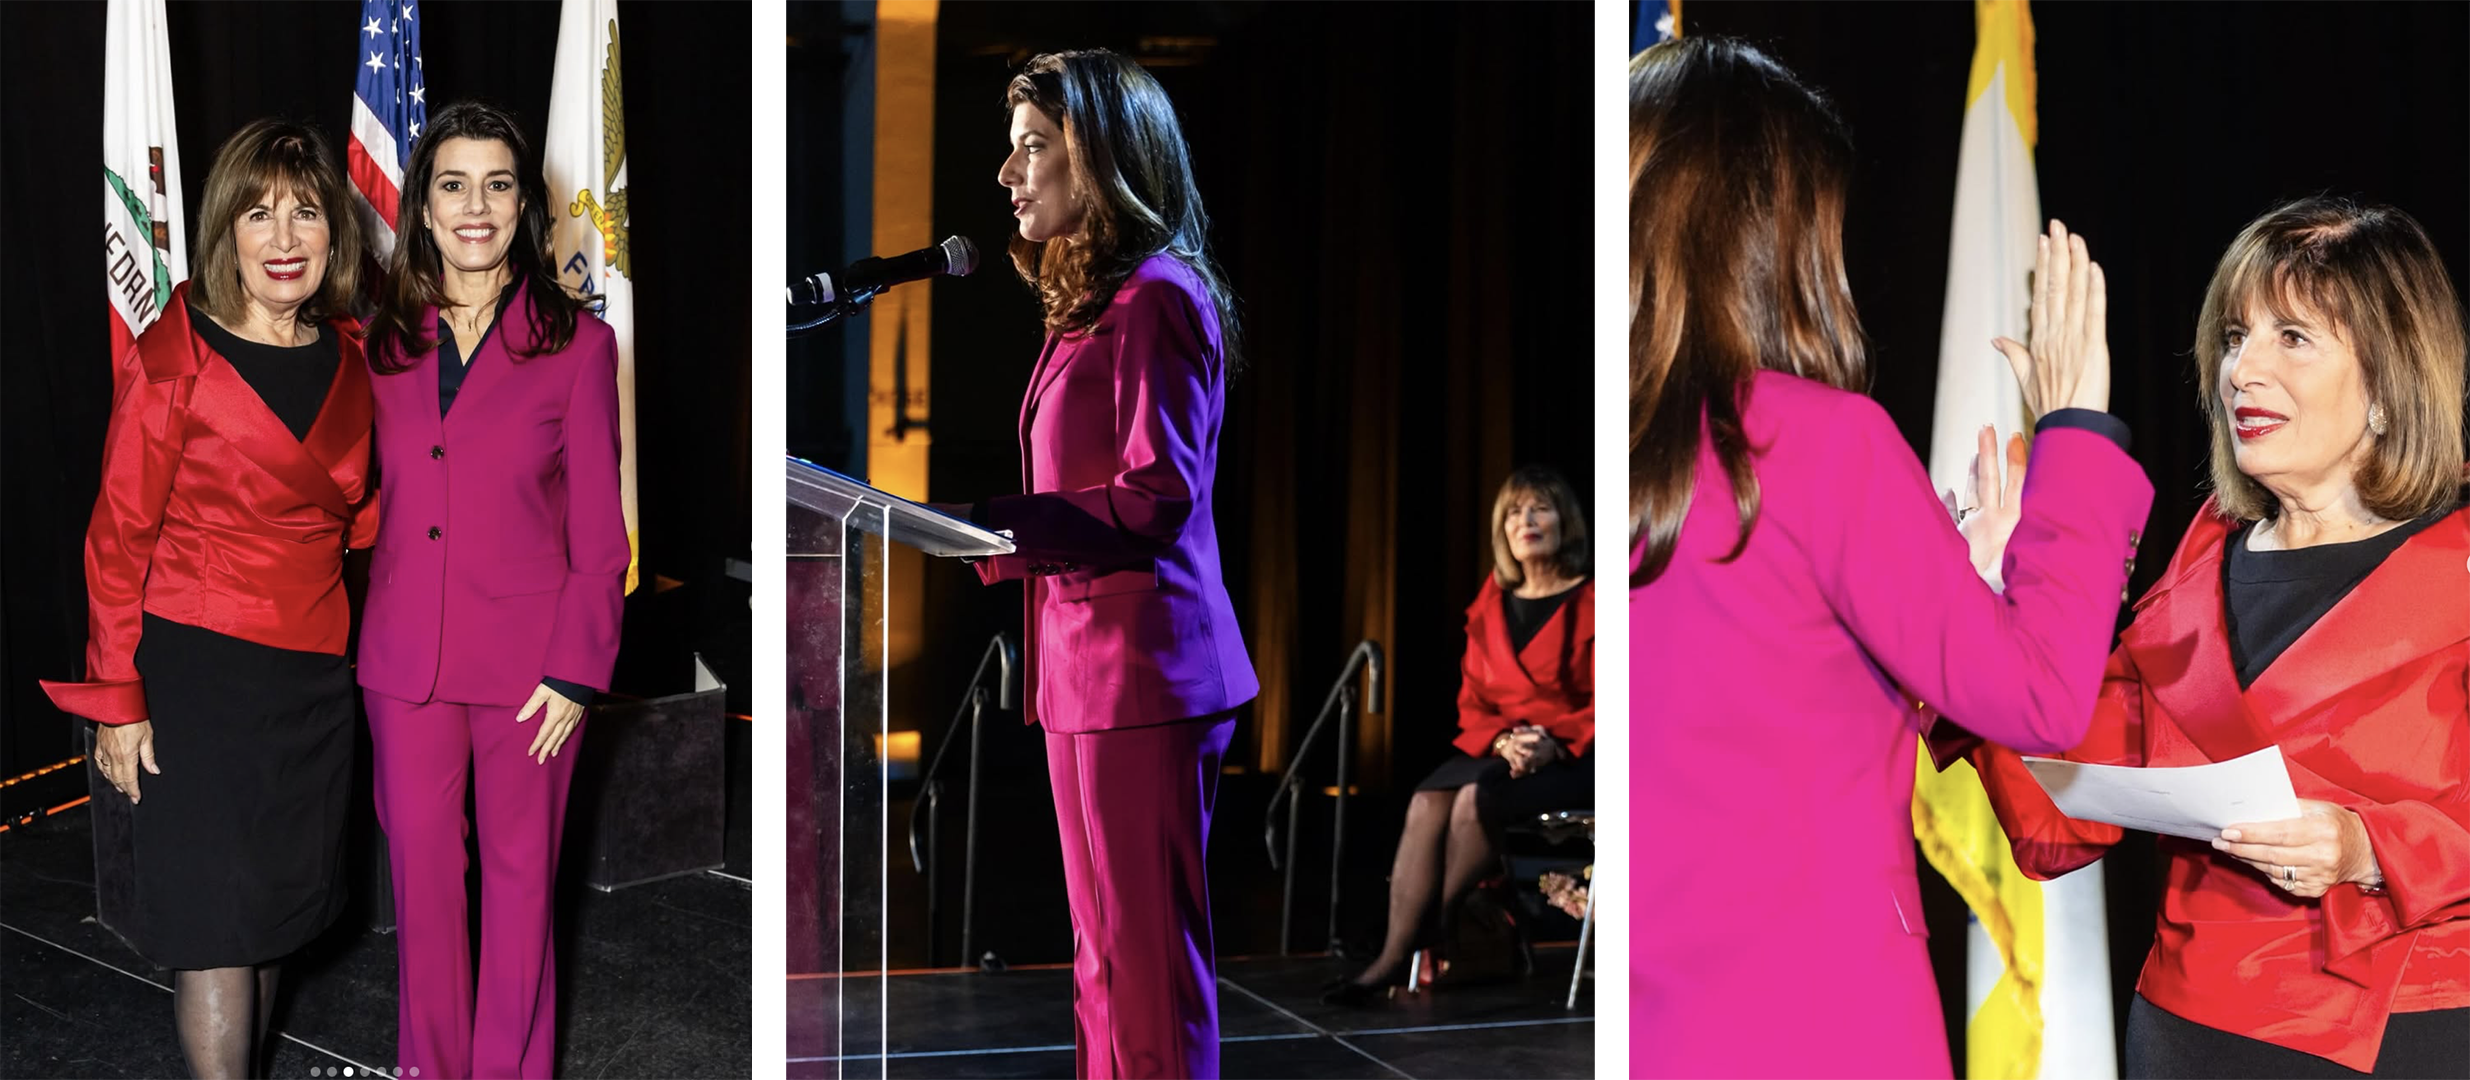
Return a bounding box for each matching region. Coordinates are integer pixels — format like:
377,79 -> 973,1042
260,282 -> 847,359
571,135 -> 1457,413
1451,576 -> 1595,759
1956,496 -> 2470,1072
42,286 -> 377,726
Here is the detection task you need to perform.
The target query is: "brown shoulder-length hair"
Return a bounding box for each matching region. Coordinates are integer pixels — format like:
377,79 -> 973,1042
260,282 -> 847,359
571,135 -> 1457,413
1003,49 -> 1243,373
2194,197 -> 2468,523
367,100 -> 589,373
1630,38 -> 1868,586
187,118 -> 365,331
1491,465 -> 1592,589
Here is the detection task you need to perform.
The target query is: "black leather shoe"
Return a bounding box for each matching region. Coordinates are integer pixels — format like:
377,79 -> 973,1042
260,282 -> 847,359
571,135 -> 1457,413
1320,979 -> 1385,1007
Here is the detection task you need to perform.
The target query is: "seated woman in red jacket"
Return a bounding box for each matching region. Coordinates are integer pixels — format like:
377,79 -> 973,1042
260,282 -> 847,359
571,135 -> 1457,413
1326,465 -> 1595,1004
1945,197 -> 2469,1078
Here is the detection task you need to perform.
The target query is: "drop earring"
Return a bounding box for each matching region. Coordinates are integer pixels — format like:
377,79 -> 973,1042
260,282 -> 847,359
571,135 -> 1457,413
2368,403 -> 2388,437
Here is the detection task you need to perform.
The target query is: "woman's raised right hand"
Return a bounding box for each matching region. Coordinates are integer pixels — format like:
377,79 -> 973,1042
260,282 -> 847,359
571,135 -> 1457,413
1992,219 -> 2111,417
94,720 -> 160,804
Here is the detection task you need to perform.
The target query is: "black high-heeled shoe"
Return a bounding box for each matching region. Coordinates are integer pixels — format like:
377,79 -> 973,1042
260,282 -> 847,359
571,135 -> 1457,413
1319,978 -> 1387,1006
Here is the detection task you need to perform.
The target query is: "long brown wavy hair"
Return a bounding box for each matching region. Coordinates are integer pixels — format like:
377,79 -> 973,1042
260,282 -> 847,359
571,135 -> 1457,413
366,100 -> 588,372
1004,50 -> 1243,372
1631,38 -> 1868,586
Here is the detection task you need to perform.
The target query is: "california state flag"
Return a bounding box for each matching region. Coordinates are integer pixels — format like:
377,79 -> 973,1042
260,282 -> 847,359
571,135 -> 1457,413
1914,3 -> 2117,1078
545,0 -> 640,595
103,0 -> 187,359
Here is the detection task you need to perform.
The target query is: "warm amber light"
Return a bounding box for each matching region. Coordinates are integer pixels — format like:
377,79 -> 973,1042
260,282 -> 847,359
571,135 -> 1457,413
871,1 -> 938,676
876,730 -> 922,767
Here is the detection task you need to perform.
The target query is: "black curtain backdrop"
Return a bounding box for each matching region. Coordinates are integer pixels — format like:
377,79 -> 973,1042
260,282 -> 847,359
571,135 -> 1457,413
1,2 -> 751,785
1670,1 -> 2470,1066
788,1 -> 1594,964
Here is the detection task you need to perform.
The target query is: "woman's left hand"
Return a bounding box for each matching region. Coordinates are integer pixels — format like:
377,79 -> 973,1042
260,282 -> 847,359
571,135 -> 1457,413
518,682 -> 587,765
1951,425 -> 2029,587
2213,799 -> 2382,899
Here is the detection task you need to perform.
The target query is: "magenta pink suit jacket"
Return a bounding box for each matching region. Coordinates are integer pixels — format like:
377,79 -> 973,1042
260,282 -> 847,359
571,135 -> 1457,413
974,255 -> 1258,733
1629,371 -> 2153,1078
359,281 -> 629,707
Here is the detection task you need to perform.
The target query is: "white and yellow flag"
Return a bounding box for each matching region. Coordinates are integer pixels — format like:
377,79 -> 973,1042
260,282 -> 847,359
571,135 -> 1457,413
103,0 -> 187,360
545,0 -> 640,594
1915,2 -> 2116,1078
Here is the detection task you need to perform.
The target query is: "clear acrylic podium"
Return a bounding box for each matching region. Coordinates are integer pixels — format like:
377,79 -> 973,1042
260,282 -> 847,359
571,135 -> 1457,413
785,458 -> 1012,1075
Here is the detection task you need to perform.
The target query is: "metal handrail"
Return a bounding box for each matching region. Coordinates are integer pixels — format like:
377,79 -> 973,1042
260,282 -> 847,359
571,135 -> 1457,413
1263,639 -> 1384,956
906,633 -> 1019,969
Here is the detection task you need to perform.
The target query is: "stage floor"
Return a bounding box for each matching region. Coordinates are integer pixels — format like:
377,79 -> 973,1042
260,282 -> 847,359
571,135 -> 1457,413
786,949 -> 1596,1079
2,802 -> 751,1079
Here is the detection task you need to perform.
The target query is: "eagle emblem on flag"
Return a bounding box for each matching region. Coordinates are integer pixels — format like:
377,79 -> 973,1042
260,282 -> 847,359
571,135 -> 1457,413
566,23 -> 630,279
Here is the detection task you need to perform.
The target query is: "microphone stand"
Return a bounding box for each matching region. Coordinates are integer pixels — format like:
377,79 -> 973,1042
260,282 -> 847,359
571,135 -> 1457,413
786,284 -> 884,338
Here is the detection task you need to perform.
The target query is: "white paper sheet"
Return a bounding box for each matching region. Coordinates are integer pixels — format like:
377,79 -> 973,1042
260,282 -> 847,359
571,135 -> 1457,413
2019,746 -> 2303,842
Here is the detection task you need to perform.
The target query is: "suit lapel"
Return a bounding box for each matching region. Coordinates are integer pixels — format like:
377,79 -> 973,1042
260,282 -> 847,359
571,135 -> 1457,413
1501,582 -> 1588,687
443,279 -> 528,425
303,327 -> 374,496
2123,517 -> 2269,759
2246,506 -> 2470,721
173,297 -> 354,519
1486,583 -> 1536,684
138,284 -> 205,381
1017,333 -> 1065,490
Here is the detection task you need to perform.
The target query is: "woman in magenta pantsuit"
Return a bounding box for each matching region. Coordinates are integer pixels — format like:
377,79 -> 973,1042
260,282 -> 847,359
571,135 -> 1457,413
360,101 -> 627,1080
1628,40 -> 2153,1078
965,50 -> 1257,1080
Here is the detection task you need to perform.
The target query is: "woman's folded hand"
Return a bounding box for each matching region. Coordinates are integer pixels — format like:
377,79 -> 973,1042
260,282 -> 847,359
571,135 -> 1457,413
1506,725 -> 1561,778
2213,799 -> 2383,899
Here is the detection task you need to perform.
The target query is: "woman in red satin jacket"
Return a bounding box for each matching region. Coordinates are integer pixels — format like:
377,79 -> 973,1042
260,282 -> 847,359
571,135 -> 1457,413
1945,198 -> 2469,1077
42,119 -> 374,1077
1327,466 -> 1596,1005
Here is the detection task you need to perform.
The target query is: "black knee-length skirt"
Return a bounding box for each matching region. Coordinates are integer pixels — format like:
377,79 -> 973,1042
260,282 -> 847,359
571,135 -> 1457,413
1415,750 -> 1595,818
123,613 -> 353,969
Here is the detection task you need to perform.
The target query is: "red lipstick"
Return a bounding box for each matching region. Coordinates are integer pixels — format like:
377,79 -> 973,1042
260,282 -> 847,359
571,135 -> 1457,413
2234,407 -> 2287,441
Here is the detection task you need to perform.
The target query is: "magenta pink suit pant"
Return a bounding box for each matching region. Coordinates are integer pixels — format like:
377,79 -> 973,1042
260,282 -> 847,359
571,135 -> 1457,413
366,689 -> 583,1080
1045,712 -> 1237,1080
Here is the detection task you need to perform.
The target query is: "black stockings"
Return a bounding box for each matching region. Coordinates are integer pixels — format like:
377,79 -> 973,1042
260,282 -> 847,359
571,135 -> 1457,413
172,964 -> 279,1079
1352,783 -> 1502,987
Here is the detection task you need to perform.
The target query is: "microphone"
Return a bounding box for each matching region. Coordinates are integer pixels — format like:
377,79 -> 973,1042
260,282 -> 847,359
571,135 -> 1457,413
789,236 -> 979,306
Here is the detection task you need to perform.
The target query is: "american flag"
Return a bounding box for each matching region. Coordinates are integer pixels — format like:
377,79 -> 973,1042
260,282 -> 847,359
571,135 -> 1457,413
348,0 -> 425,265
